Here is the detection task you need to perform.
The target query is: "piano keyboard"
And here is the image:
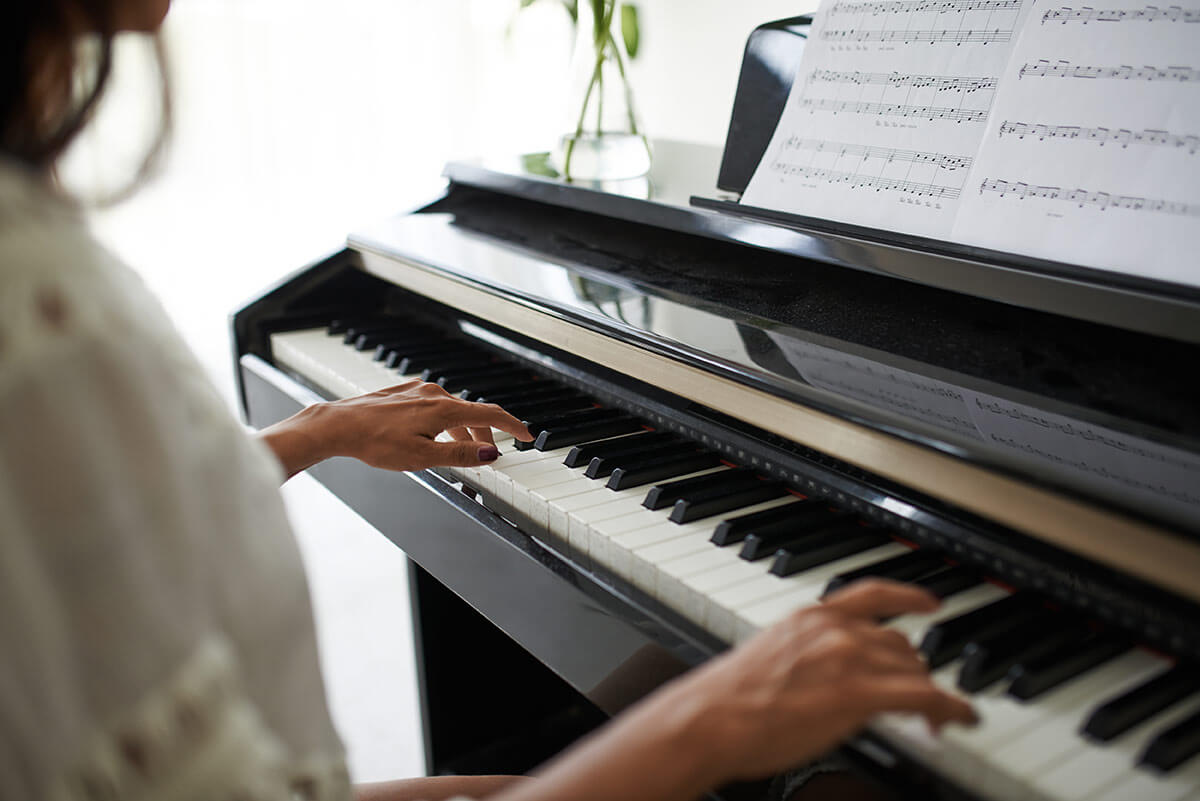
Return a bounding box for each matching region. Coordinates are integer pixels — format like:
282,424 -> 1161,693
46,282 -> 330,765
271,321 -> 1200,801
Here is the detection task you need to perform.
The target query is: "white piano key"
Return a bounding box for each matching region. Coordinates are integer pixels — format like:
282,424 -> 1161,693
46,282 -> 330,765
1092,755 -> 1200,801
1026,686 -> 1200,801
989,649 -> 1171,781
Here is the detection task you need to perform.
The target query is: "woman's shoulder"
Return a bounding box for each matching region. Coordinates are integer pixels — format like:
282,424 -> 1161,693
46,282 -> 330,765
0,158 -> 172,371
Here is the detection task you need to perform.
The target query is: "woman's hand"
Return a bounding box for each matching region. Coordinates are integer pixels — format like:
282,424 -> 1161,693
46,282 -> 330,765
257,380 -> 533,479
487,579 -> 976,801
666,578 -> 977,783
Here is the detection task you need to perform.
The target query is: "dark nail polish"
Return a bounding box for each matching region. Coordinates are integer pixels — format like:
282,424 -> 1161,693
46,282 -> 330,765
478,445 -> 499,462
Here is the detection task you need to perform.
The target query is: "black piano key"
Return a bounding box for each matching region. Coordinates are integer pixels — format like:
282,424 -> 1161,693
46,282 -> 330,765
388,345 -> 478,371
424,364 -> 512,384
607,451 -> 723,489
342,322 -> 410,345
1083,666 -> 1200,742
415,356 -> 498,380
958,615 -> 1079,693
502,396 -> 595,422
442,373 -> 527,396
735,510 -> 855,559
564,431 -> 676,469
1140,708 -> 1200,773
710,500 -> 811,546
329,317 -> 395,337
373,336 -> 443,361
535,416 -> 644,451
643,467 -> 748,510
910,565 -> 982,600
825,550 -> 947,595
356,330 -> 435,351
711,500 -> 834,546
1008,635 -> 1130,701
473,385 -> 577,406
669,480 -> 786,524
920,593 -> 1041,669
585,441 -> 700,479
768,524 -> 891,575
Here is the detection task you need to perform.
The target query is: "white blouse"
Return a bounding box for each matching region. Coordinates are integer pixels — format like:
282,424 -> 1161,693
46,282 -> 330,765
0,159 -> 350,801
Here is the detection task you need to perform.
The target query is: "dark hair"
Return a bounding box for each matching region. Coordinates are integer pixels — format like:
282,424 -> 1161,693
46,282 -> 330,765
1,1 -> 168,194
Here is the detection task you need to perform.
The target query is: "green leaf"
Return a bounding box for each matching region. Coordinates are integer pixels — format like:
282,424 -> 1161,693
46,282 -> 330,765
561,0 -> 578,24
621,3 -> 640,59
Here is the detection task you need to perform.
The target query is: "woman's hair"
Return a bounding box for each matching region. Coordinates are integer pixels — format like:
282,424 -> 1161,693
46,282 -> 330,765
1,1 -> 168,193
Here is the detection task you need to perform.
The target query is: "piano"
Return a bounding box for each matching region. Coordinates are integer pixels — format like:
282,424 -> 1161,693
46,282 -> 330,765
232,16 -> 1200,801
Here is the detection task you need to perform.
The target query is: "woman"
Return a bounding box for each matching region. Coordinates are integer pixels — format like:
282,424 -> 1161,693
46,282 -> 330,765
0,2 -> 976,800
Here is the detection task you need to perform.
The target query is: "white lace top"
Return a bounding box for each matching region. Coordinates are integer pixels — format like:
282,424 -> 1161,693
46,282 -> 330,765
0,158 -> 350,801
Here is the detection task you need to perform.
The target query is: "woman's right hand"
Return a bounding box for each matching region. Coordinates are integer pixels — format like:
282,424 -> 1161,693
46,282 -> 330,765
488,579 -> 977,801
660,578 -> 977,784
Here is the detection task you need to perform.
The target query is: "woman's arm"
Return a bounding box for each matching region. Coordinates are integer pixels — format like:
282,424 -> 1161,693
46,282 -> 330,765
481,581 -> 976,801
256,380 -> 533,480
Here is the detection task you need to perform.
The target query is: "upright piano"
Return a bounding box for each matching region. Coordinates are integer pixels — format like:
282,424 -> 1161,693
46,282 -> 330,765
232,16 -> 1200,801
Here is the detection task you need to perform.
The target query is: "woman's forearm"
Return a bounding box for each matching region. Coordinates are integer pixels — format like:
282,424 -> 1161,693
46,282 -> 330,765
256,403 -> 335,480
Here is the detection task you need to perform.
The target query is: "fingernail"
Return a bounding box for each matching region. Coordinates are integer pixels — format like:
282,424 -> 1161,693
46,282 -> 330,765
477,445 -> 499,462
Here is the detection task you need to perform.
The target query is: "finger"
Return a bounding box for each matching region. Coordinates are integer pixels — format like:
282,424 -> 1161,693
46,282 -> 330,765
848,674 -> 978,731
428,438 -> 502,467
468,426 -> 497,446
448,426 -> 474,443
822,578 -> 940,621
859,643 -> 928,677
848,620 -> 923,658
442,400 -> 533,442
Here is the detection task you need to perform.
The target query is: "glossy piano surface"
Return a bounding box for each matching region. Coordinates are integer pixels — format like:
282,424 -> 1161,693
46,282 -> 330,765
350,150 -> 1200,539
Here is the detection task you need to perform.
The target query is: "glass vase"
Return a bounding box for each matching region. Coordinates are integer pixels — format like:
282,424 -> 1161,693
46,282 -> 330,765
550,1 -> 652,182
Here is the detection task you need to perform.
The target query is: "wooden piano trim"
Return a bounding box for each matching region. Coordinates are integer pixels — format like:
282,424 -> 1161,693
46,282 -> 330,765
358,249 -> 1200,607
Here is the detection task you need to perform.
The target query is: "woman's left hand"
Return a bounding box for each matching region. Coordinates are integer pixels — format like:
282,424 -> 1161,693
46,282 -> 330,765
258,380 -> 533,479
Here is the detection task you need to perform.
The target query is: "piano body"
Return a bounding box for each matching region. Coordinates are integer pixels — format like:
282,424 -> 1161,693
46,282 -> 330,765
232,17 -> 1200,801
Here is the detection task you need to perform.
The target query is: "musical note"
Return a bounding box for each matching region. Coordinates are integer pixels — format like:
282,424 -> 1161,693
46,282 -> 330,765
821,27 -> 1015,42
801,97 -> 991,122
1018,59 -> 1200,82
770,164 -> 964,198
998,121 -> 1200,153
980,178 -> 1200,216
782,137 -> 976,170
1040,4 -> 1200,23
810,69 -> 999,92
831,0 -> 1021,13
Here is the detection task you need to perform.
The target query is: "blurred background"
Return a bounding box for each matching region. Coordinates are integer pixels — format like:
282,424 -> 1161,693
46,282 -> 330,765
59,0 -> 810,784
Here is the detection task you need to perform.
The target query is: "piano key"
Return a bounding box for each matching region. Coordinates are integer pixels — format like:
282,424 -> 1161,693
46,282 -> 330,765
535,415 -> 645,451
740,519 -> 876,561
472,385 -> 580,406
958,614 -> 1083,693
642,467 -> 745,510
669,480 -> 786,523
1028,693 -> 1200,801
988,650 -> 1171,781
1008,634 -> 1131,701
717,543 -> 914,642
1142,709 -> 1200,773
710,499 -> 822,546
920,592 -> 1043,668
590,439 -> 702,479
910,565 -> 983,600
884,582 -> 1012,644
340,321 -> 408,344
912,647 -> 1169,800
564,431 -> 676,468
393,347 -> 490,374
369,335 -> 443,358
729,505 -> 853,555
1093,761 -> 1200,801
422,364 -> 512,384
499,395 -> 596,421
1085,666 -> 1200,743
608,451 -> 725,489
356,330 -> 436,350
823,548 -> 947,594
768,523 -> 892,575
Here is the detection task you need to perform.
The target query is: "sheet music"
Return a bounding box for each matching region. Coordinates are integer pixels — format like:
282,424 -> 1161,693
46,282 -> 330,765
742,0 -> 1032,239
951,1 -> 1200,285
742,0 -> 1200,287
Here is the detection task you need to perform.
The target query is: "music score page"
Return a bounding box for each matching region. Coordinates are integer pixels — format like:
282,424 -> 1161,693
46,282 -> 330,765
741,0 -> 1200,287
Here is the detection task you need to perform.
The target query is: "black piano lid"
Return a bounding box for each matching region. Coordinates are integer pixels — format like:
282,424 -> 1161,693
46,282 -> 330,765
349,165 -> 1200,538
